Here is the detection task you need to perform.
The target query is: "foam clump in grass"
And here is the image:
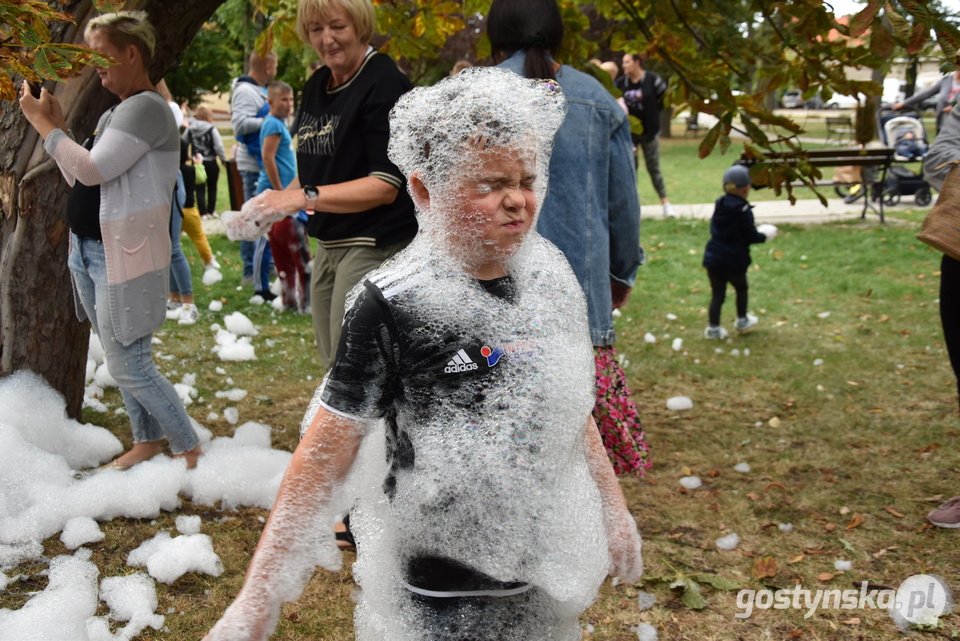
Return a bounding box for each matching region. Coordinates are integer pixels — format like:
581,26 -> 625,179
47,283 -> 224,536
813,358 -> 824,366
176,515 -> 202,535
223,407 -> 239,424
667,396 -> 694,411
834,560 -> 852,571
212,328 -> 256,362
733,462 -> 751,473
715,533 -> 740,550
817,311 -> 831,318
127,531 -> 224,584
672,338 -> 683,351
60,516 -> 105,550
215,388 -> 248,402
778,523 -> 794,532
202,268 -> 223,286
637,591 -> 657,611
98,572 -> 164,632
208,300 -> 223,312
679,476 -> 702,490
635,621 -> 659,641
223,312 -> 257,336
644,332 -> 657,343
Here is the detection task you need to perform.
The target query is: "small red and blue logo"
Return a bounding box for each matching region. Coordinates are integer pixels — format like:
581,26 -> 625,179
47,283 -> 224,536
480,345 -> 504,367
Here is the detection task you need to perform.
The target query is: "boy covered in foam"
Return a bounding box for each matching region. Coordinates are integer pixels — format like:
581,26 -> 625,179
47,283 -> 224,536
204,67 -> 643,641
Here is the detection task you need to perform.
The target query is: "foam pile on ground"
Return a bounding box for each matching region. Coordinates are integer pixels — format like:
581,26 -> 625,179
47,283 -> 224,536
127,531 -> 224,584
0,374 -> 299,636
666,396 -> 694,411
212,327 -> 256,362
679,476 -> 702,490
635,622 -> 659,641
209,299 -> 224,312
834,559 -> 852,571
715,533 -> 740,550
202,268 -> 224,286
223,312 -> 258,336
733,462 -> 751,473
215,388 -> 248,402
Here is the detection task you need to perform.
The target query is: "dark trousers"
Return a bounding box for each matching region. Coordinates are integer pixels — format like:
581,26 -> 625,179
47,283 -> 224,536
708,269 -> 748,326
941,255 -> 960,411
195,160 -> 220,215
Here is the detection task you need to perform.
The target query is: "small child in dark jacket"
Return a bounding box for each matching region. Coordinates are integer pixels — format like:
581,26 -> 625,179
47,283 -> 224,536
702,165 -> 777,339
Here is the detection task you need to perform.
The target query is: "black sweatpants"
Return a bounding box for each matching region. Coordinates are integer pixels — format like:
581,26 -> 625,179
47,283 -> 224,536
707,269 -> 748,326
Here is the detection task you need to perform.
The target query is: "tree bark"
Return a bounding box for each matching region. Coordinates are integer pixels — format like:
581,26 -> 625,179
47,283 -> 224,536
0,0 -> 225,419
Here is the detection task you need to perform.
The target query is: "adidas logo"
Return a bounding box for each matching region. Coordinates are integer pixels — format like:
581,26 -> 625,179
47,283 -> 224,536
444,349 -> 479,374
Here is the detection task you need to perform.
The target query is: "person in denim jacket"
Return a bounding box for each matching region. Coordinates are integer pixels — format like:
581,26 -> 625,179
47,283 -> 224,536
489,0 -> 650,476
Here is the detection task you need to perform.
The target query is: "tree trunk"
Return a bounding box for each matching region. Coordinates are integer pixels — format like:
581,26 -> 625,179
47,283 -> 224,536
0,0 -> 225,419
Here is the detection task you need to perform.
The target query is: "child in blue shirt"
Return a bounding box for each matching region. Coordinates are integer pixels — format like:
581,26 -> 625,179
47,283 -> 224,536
253,81 -> 309,310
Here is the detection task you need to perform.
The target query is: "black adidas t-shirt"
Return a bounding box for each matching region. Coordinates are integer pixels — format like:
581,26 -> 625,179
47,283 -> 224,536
321,275 -> 516,499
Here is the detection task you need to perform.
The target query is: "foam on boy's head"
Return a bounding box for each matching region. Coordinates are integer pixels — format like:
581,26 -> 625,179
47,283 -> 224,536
389,67 -> 566,208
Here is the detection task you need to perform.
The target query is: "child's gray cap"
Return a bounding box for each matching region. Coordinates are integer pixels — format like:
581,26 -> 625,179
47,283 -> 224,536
722,165 -> 752,188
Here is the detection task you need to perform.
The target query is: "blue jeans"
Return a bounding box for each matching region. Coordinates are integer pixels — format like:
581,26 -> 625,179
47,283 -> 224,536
169,209 -> 193,297
68,235 -> 199,454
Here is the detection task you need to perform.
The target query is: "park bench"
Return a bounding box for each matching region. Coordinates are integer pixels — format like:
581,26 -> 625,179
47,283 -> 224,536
825,116 -> 856,143
685,114 -> 701,136
739,146 -> 894,222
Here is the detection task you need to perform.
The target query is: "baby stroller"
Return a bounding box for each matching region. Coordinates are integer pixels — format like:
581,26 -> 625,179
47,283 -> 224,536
877,108 -> 933,206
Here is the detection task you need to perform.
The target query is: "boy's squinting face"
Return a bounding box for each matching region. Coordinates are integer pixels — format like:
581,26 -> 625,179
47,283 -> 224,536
452,147 -> 537,262
269,91 -> 294,119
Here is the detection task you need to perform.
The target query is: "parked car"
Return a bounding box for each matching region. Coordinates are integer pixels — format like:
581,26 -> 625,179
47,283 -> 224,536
823,93 -> 859,109
781,89 -> 804,109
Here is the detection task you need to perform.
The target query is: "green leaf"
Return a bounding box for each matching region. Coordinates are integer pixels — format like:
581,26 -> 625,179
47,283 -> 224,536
679,580 -> 708,610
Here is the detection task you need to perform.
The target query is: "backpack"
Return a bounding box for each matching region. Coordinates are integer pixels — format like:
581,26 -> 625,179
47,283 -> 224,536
189,128 -> 215,159
237,101 -> 270,167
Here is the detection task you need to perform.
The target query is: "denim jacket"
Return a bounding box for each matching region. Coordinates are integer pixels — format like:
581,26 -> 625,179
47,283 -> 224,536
499,52 -> 644,345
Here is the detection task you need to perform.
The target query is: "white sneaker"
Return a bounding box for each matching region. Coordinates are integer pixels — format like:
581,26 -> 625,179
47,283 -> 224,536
205,258 -> 221,271
663,202 -> 677,218
178,303 -> 199,325
735,313 -> 758,333
165,301 -> 182,321
703,325 -> 729,340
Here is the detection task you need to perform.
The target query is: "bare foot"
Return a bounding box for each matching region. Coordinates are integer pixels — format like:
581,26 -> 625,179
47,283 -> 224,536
173,445 -> 203,469
112,441 -> 164,468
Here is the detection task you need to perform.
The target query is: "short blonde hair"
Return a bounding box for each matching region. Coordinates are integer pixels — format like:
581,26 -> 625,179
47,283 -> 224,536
85,10 -> 156,68
195,105 -> 212,121
297,0 -> 376,45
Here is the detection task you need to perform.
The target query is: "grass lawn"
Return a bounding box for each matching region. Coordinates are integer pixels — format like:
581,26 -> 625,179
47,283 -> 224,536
2,203 -> 956,639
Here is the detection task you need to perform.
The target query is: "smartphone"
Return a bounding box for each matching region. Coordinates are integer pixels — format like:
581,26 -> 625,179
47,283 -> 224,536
25,80 -> 41,99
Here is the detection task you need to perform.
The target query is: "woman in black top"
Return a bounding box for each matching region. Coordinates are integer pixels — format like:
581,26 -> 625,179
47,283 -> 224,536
253,0 -> 417,369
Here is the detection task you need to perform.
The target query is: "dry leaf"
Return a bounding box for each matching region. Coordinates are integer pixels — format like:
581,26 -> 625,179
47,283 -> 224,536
842,617 -> 861,625
839,506 -> 850,515
818,571 -> 839,581
752,556 -> 779,579
747,492 -> 761,501
764,482 -> 786,492
846,380 -> 860,386
882,506 -> 905,518
825,523 -> 837,532
706,470 -> 720,477
769,416 -> 781,427
846,513 -> 866,529
788,554 -> 805,564
917,443 -> 941,454
681,466 -> 692,476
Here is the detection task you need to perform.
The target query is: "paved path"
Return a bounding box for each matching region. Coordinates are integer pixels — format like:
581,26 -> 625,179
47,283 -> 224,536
645,195 -> 926,225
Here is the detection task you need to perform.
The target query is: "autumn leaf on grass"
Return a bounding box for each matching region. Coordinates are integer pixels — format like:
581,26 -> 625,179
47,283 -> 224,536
691,573 -> 742,591
846,513 -> 865,529
752,557 -> 779,580
818,571 -> 841,581
882,506 -> 905,518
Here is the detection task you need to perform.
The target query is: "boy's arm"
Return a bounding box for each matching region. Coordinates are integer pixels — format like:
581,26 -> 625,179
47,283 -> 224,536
261,133 -> 283,191
584,416 -> 643,583
204,406 -> 365,641
213,128 -> 228,163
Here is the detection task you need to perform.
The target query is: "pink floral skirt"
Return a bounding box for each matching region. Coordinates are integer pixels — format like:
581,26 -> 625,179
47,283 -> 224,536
593,345 -> 651,476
